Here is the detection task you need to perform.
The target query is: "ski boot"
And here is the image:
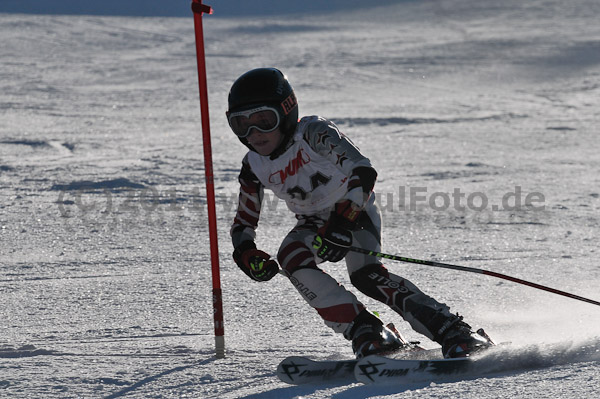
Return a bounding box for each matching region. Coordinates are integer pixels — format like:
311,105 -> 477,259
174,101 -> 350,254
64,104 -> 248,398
345,310 -> 409,359
441,320 -> 495,358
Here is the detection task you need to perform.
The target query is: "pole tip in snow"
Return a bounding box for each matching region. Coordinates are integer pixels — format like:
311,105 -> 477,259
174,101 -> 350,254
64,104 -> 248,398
215,336 -> 225,359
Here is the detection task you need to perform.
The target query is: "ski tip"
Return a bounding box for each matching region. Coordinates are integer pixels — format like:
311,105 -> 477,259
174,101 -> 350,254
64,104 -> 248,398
277,356 -> 358,385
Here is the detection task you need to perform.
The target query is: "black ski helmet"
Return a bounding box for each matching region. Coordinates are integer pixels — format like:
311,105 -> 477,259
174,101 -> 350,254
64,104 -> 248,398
227,68 -> 298,153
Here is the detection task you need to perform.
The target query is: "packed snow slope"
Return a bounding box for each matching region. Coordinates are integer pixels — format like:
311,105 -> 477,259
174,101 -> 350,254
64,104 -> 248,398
1,0 -> 600,398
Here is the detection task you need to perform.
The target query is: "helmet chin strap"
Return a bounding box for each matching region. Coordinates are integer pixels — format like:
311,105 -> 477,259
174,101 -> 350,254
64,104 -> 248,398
237,136 -> 255,152
268,130 -> 294,160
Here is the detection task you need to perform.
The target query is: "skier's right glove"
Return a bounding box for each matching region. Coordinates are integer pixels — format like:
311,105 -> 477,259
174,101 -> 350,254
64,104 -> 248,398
233,241 -> 279,282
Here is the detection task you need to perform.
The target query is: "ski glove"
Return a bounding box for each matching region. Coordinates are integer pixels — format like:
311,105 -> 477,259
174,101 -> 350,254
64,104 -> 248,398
233,242 -> 279,282
313,224 -> 353,262
312,200 -> 361,263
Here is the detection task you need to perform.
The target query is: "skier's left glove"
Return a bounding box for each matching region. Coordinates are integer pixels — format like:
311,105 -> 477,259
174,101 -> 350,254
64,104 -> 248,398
233,241 -> 279,282
312,200 -> 361,263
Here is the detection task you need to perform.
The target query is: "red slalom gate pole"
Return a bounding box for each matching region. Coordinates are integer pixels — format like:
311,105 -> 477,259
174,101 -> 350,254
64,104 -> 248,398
191,1 -> 225,358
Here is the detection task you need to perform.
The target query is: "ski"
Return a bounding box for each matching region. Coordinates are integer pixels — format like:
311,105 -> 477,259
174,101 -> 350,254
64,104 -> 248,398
355,354 -> 473,384
276,344 -> 434,385
355,332 -> 505,384
276,356 -> 357,385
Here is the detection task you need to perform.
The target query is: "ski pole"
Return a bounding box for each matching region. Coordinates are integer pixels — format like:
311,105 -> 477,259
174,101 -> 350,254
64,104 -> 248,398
350,246 -> 600,307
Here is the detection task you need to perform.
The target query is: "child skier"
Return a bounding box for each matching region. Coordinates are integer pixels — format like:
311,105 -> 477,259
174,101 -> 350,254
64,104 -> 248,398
228,67 -> 493,359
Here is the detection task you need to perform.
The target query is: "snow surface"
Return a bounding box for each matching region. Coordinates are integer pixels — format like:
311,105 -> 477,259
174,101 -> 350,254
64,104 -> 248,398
1,0 -> 600,398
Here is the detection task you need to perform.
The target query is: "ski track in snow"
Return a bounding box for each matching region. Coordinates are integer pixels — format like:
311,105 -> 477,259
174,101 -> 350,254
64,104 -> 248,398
1,0 -> 600,397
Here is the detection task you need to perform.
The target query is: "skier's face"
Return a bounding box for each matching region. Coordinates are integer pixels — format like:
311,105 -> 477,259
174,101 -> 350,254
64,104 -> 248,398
247,127 -> 284,156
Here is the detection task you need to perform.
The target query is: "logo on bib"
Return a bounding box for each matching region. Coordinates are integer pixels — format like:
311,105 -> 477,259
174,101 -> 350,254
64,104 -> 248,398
269,148 -> 311,185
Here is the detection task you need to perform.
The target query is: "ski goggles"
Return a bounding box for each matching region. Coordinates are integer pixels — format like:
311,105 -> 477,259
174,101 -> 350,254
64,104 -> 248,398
227,106 -> 281,138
